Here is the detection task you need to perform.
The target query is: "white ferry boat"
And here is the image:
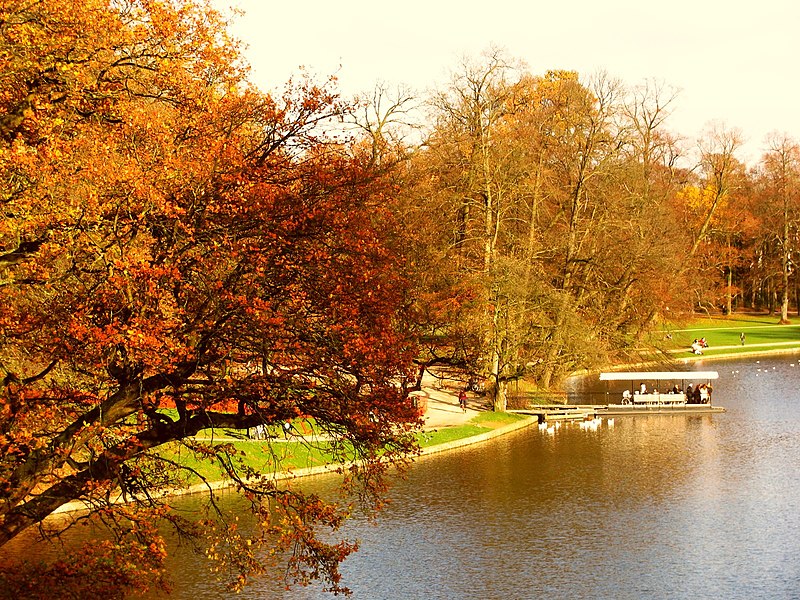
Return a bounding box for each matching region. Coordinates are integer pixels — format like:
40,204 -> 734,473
598,371 -> 725,415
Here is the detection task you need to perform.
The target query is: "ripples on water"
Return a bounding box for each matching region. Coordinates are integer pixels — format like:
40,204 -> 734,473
305,355 -> 800,600
9,356 -> 800,599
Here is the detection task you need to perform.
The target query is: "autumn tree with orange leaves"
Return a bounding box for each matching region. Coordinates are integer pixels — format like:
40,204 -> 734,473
415,58 -> 698,398
0,0 -> 419,596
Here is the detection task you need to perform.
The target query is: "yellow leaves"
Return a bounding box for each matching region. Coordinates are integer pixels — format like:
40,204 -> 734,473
677,183 -> 731,219
676,184 -> 706,213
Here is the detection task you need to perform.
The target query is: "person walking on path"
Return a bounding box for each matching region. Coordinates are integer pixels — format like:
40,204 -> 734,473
740,332 -> 746,345
458,389 -> 468,413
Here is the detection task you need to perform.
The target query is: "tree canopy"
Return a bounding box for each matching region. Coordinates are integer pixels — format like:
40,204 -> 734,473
0,0 -> 418,595
3,2 -> 800,597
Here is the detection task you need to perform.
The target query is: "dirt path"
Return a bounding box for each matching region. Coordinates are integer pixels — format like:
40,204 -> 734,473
411,370 -> 488,430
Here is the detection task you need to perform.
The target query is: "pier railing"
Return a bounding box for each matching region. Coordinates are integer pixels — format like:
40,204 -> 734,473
507,391 -> 617,408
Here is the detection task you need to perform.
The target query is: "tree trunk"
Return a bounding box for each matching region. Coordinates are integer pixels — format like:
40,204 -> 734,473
492,376 -> 507,412
781,269 -> 790,323
781,203 -> 791,323
726,268 -> 733,316
795,276 -> 799,317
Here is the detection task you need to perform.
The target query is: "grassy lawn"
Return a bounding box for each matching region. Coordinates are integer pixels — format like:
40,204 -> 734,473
153,313 -> 800,487
157,438 -> 340,485
417,411 -> 528,448
418,425 -> 491,447
154,411 -> 530,486
657,313 -> 800,358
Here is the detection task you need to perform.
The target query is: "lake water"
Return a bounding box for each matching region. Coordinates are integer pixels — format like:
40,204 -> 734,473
9,355 -> 800,598
150,354 -> 800,599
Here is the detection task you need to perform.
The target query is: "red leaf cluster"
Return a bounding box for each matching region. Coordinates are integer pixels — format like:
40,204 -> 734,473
0,0 -> 420,595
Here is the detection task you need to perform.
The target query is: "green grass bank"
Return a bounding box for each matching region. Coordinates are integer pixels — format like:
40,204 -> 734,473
146,313 -> 800,493
657,313 -> 800,359
158,411 -> 531,489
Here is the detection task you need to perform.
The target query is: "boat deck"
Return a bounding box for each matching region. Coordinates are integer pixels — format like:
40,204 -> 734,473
510,403 -> 725,422
601,403 -> 725,416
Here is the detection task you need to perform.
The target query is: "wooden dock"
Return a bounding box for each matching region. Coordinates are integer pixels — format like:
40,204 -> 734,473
509,406 -> 598,423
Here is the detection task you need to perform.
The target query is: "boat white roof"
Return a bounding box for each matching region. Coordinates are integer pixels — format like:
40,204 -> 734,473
599,371 -> 719,381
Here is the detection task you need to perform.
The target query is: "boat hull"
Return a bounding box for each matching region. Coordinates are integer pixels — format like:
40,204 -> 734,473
602,403 -> 725,416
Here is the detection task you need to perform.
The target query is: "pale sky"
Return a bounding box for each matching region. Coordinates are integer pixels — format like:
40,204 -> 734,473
219,0 -> 800,164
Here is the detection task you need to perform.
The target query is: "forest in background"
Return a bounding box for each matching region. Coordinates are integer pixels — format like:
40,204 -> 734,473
366,50 -> 800,410
1,1 -> 799,596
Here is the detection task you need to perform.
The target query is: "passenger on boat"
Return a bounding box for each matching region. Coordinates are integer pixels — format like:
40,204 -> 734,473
640,382 -> 647,394
622,389 -> 631,404
699,384 -> 710,404
685,383 -> 693,401
671,385 -> 680,394
693,386 -> 702,403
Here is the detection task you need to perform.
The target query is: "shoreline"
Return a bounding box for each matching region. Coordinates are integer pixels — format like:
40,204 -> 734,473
570,344 -> 800,379
50,345 -> 799,517
50,416 -> 537,517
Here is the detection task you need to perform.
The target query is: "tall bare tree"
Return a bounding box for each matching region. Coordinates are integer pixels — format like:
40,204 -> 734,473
692,124 -> 745,257
756,133 -> 800,322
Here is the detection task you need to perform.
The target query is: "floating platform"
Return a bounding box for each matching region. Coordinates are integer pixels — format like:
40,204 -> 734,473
536,406 -> 595,422
509,406 -> 597,422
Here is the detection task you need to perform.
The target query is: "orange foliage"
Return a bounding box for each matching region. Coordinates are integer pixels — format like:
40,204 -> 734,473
0,0 -> 419,595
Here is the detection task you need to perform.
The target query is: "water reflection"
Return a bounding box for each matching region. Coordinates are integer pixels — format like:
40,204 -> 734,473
7,355 -> 800,598
308,355 -> 800,600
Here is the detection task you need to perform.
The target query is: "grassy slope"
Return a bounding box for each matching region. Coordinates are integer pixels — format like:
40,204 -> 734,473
658,313 -> 800,359
158,439 -> 338,484
160,313 -> 800,487
158,411 -> 529,486
418,411 -> 527,448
